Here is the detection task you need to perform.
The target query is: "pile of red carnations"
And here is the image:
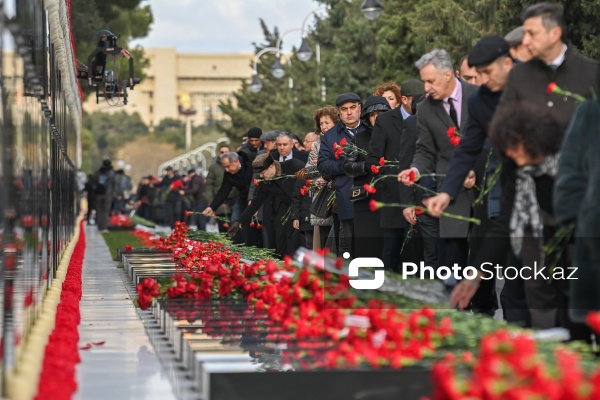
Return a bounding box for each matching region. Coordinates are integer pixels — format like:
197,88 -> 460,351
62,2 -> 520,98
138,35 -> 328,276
136,222 -> 600,396
108,214 -> 133,227
35,221 -> 86,400
136,222 -> 453,369
431,329 -> 600,399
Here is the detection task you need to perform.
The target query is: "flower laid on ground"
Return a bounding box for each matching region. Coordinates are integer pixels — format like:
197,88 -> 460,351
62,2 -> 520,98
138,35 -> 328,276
35,220 -> 85,400
135,222 -> 455,370
447,126 -> 461,146
109,214 -> 133,227
547,82 -> 586,102
431,329 -> 600,399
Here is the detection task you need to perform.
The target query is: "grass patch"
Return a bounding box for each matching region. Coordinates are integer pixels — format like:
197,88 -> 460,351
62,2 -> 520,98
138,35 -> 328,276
102,231 -> 146,261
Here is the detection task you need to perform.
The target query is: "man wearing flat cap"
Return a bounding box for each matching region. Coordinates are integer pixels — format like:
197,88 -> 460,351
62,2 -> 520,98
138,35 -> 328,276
318,92 -> 366,256
399,79 -> 426,119
228,153 -> 305,257
504,26 -> 532,63
425,36 -> 516,317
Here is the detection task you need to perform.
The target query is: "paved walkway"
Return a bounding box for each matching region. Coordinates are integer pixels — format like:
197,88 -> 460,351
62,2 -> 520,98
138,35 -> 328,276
74,225 -> 177,400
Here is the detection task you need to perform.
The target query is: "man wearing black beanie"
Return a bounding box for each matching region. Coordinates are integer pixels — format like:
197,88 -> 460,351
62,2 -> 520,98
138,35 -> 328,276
240,127 -> 263,164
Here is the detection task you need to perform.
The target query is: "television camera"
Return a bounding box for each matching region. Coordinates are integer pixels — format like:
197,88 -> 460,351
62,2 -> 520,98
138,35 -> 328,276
76,30 -> 141,106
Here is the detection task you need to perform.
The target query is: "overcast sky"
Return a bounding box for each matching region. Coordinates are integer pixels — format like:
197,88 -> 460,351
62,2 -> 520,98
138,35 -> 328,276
131,0 -> 323,53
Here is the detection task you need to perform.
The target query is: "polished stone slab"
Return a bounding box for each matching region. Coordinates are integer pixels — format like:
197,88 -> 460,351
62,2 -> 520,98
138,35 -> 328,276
73,225 -> 179,400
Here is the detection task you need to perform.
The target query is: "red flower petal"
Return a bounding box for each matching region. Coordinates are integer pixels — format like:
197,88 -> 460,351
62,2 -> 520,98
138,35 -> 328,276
340,137 -> 347,146
80,343 -> 92,350
92,341 -> 106,346
547,82 -> 557,94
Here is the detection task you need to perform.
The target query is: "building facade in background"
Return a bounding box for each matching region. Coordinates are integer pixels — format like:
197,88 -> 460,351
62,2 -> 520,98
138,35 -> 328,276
84,48 -> 254,127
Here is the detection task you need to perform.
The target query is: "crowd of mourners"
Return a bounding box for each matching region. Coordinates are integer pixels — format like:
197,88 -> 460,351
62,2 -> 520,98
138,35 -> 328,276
86,2 -> 600,342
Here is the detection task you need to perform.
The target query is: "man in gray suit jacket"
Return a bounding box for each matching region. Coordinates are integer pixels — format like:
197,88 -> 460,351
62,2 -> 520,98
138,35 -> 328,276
399,49 -> 478,283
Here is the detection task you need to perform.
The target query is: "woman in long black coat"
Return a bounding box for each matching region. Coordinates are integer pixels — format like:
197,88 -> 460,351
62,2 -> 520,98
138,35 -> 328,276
554,99 -> 600,324
344,96 -> 391,259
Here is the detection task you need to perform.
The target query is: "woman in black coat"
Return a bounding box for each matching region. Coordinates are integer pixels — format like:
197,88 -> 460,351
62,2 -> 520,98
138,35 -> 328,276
344,96 -> 391,259
554,99 -> 600,325
451,103 -> 590,339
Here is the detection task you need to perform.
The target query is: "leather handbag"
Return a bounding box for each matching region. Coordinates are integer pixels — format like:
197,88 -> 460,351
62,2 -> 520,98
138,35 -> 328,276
349,184 -> 368,202
309,186 -> 333,219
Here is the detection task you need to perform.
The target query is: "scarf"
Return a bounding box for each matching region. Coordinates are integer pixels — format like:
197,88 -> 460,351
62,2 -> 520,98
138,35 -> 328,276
509,153 -> 560,258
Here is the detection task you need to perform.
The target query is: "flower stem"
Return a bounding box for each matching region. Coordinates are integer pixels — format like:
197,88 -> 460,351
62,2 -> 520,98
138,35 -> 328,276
376,202 -> 481,225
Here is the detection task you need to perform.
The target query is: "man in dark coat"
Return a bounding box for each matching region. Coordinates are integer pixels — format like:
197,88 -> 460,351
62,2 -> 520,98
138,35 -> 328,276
425,36 -> 519,318
239,127 -> 263,164
180,169 -> 207,230
203,151 -> 253,242
318,92 -> 367,255
365,81 -> 428,271
399,49 -> 478,282
228,153 -> 305,258
270,132 -> 309,163
92,159 -> 115,232
501,2 -> 598,126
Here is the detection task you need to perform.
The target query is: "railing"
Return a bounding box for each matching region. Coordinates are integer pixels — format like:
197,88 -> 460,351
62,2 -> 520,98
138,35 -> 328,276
157,137 -> 231,177
1,0 -> 81,395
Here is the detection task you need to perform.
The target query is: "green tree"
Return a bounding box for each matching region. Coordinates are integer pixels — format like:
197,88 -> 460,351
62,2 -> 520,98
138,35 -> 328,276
219,1 -> 381,142
151,118 -> 186,149
218,20 -> 322,141
83,111 -> 148,162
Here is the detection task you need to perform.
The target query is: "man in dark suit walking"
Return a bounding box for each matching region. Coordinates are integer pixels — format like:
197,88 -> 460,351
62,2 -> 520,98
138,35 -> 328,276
399,49 -> 478,283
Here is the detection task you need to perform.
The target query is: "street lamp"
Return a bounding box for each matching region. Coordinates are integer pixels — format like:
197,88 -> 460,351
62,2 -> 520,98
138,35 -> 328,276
249,74 -> 263,93
297,38 -> 313,62
271,57 -> 285,79
249,46 -> 293,93
361,0 -> 384,20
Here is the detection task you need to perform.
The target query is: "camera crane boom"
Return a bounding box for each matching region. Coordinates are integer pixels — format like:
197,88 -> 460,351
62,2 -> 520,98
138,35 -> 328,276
76,30 -> 141,105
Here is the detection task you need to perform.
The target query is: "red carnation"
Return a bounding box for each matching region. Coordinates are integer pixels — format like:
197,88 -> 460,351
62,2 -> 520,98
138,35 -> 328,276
125,245 -> 133,251
257,224 -> 262,230
370,165 -> 380,175
379,157 -> 385,166
415,206 -> 425,215
363,184 -> 376,194
408,170 -> 417,182
450,136 -> 461,147
586,311 -> 600,334
253,178 -> 259,186
369,199 -> 380,212
547,82 -> 558,94
340,137 -> 347,146
447,126 -> 456,138
185,210 -> 192,217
